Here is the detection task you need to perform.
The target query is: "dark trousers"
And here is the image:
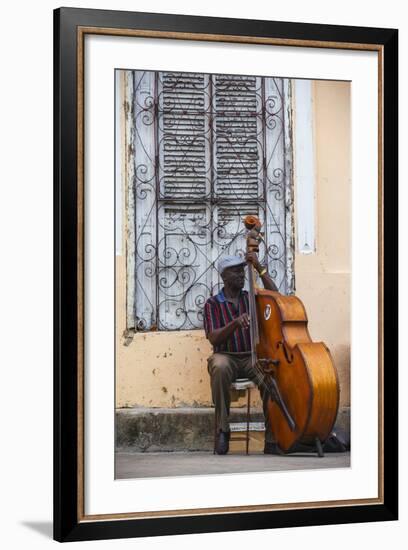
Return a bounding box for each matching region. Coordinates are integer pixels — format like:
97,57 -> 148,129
207,351 -> 275,443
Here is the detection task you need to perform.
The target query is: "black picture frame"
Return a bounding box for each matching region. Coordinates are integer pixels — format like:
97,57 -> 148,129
54,7 -> 398,542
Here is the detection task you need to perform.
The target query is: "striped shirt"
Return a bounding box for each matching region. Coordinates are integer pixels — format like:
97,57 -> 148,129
203,288 -> 251,352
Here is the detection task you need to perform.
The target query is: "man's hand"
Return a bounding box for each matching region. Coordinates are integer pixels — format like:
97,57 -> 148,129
207,315 -> 250,347
236,313 -> 250,329
245,251 -> 278,292
245,251 -> 262,273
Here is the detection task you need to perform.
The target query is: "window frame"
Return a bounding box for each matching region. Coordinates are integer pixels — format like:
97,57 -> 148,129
121,70 -> 296,331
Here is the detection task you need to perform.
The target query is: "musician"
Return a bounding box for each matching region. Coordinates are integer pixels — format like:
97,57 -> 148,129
204,254 -> 282,455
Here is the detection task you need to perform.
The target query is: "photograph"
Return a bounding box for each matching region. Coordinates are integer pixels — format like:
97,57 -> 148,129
1,0 -> 404,548
114,69 -> 351,479
52,5 -> 398,542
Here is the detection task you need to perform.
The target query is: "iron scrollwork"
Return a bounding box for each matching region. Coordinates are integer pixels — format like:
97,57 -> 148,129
131,70 -> 290,331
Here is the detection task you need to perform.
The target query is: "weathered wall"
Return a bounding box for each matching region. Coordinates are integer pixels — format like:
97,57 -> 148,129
116,77 -> 351,409
294,80 -> 351,407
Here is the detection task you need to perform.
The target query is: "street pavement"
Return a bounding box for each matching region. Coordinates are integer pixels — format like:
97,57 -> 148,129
115,450 -> 350,479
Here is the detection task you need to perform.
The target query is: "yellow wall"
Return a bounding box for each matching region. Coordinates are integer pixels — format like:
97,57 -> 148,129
116,79 -> 351,409
295,80 -> 351,406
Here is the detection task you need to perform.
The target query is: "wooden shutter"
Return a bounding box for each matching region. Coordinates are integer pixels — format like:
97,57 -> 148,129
158,72 -> 210,200
263,78 -> 290,292
157,73 -> 212,330
132,71 -> 157,330
213,74 -> 263,201
211,75 -> 265,293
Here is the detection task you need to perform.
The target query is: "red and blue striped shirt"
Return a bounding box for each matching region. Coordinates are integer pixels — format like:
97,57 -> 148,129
203,288 -> 251,352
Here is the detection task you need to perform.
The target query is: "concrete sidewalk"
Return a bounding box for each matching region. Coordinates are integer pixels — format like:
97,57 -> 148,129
115,450 -> 350,479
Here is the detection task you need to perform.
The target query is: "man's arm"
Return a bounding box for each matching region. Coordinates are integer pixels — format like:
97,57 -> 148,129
245,251 -> 278,292
206,314 -> 249,347
259,269 -> 278,291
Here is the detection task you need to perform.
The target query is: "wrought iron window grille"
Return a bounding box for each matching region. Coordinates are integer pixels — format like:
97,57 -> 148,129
124,71 -> 295,331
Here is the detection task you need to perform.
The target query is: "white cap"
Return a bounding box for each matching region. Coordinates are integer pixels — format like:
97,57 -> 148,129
217,255 -> 246,275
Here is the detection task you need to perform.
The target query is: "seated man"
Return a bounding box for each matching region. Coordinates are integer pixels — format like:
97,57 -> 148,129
204,253 -> 282,455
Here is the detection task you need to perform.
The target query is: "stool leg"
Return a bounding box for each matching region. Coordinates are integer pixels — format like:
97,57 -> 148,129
214,409 -> 217,454
246,388 -> 251,455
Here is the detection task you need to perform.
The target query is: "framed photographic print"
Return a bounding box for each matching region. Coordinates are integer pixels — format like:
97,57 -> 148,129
54,7 -> 398,542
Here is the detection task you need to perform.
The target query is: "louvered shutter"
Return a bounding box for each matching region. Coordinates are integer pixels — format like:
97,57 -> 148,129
157,73 -> 212,330
158,72 -> 210,200
213,75 -> 262,201
212,75 -> 265,293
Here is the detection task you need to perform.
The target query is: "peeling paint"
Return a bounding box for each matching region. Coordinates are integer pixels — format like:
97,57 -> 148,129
127,142 -> 134,159
122,328 -> 135,346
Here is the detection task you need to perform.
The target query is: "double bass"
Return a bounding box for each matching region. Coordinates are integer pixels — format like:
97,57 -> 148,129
244,215 -> 340,456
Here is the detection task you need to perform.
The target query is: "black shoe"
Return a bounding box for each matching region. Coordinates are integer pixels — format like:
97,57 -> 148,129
264,441 -> 285,455
215,430 -> 230,455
